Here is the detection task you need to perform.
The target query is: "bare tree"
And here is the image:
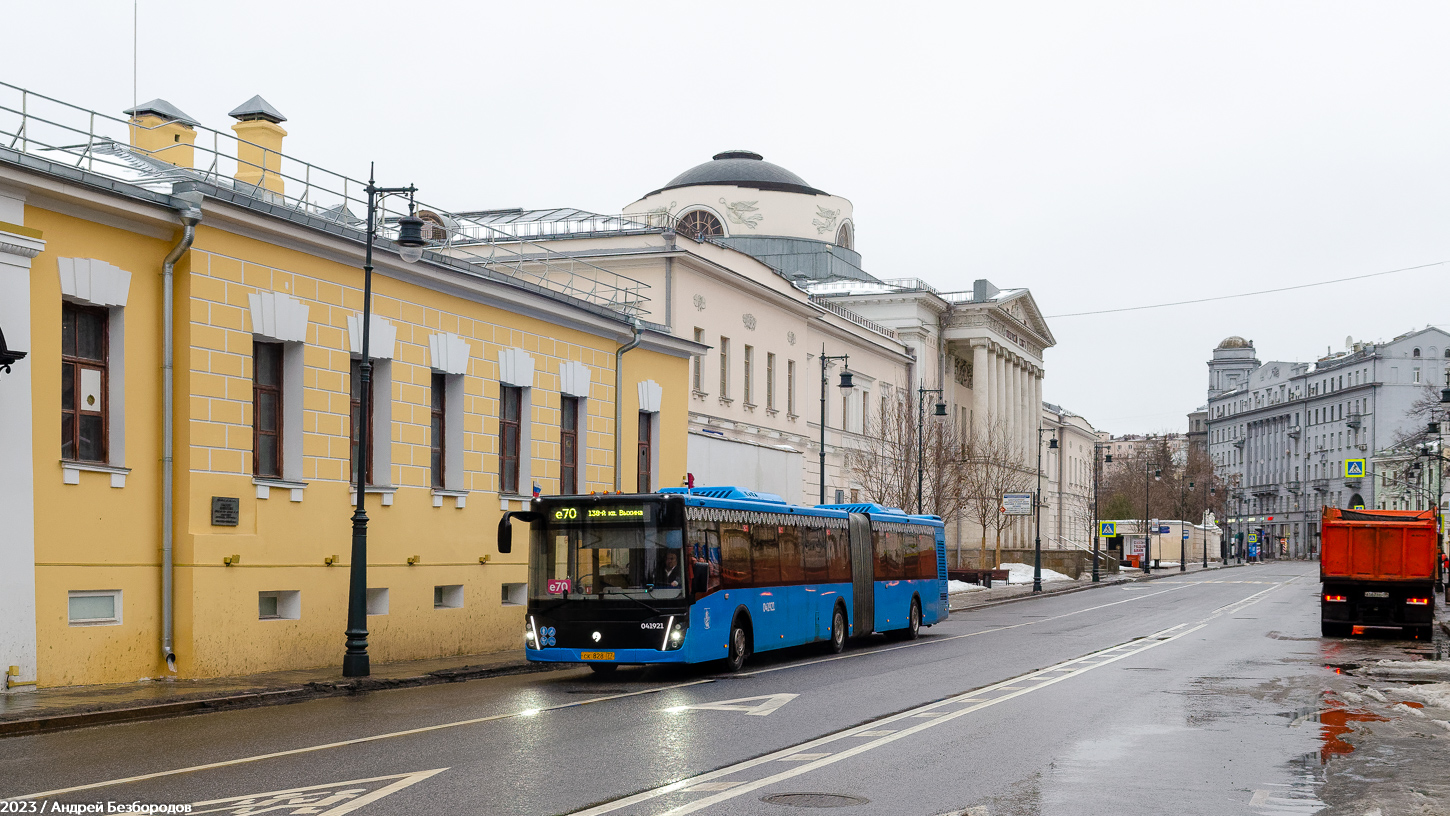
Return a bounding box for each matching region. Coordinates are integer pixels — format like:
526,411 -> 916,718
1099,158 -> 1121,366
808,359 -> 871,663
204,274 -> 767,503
960,416 -> 1032,569
847,389 -> 975,524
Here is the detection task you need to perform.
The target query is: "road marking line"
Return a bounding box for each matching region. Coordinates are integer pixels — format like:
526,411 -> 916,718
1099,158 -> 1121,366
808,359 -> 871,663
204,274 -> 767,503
15,578 -> 1283,802
682,782 -> 741,792
777,753 -> 831,761
13,678 -> 719,801
112,768 -> 449,816
854,730 -> 897,736
569,580 -> 1294,816
736,583 -> 1198,677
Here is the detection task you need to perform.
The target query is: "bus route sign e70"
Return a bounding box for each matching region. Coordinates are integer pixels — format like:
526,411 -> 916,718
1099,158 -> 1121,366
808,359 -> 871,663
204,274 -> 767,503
549,503 -> 652,524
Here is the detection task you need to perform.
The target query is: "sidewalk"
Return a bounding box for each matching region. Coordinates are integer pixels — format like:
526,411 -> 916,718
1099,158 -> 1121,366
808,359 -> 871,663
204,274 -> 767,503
948,559 -> 1251,612
2,560 -> 1257,737
0,647 -> 555,737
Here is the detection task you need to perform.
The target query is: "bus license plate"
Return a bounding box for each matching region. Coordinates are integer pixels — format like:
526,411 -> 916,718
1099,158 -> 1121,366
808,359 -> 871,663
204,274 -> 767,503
581,652 -> 615,661
1364,591 -> 1388,598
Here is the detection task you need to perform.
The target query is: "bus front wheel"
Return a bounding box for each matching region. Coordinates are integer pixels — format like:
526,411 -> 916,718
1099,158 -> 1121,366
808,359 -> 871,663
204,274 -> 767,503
826,606 -> 847,654
725,619 -> 750,672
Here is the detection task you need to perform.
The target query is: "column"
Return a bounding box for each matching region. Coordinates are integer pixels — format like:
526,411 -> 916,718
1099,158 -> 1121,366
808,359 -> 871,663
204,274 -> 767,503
0,203 -> 43,693
971,343 -> 988,435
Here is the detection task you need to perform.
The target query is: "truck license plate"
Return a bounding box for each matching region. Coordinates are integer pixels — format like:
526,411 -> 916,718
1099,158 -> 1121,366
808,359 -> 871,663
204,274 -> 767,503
581,651 -> 615,661
1364,591 -> 1389,598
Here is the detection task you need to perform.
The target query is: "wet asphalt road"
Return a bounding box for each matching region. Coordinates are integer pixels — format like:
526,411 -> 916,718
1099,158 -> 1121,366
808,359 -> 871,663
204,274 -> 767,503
0,562 -> 1372,815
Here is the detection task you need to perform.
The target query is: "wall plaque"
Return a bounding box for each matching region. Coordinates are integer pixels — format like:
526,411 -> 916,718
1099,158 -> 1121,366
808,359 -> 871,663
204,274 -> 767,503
211,496 -> 240,527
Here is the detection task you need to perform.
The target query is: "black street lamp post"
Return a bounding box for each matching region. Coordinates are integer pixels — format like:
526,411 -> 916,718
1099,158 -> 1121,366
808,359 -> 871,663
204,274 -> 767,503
343,169 -> 428,679
1143,463 -> 1160,574
1091,444 -> 1112,583
917,383 -> 946,515
1034,427 -> 1059,592
1204,484 -> 1215,569
818,346 -> 852,505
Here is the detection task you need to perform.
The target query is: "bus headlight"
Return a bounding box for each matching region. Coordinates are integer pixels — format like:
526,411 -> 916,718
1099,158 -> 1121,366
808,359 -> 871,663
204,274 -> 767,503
668,625 -> 684,648
525,616 -> 539,647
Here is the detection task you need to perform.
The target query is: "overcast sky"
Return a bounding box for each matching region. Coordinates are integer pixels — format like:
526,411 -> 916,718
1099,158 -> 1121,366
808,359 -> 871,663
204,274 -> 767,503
7,2 -> 1448,434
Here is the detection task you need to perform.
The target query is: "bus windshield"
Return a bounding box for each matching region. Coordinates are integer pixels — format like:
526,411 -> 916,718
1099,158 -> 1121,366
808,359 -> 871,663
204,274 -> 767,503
529,502 -> 686,602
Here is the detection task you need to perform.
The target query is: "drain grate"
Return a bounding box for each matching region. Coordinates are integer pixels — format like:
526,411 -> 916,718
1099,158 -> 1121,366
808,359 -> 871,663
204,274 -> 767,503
762,792 -> 870,808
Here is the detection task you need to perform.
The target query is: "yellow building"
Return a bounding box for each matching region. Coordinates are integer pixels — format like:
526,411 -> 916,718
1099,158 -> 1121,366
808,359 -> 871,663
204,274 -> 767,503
0,88 -> 698,689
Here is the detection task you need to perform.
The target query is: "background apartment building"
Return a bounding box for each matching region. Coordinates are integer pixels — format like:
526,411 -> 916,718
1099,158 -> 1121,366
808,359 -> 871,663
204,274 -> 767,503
1204,330 -> 1449,557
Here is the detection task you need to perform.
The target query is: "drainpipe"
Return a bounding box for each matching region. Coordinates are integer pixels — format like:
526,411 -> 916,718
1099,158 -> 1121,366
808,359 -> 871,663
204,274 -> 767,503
162,201 -> 202,673
613,318 -> 644,491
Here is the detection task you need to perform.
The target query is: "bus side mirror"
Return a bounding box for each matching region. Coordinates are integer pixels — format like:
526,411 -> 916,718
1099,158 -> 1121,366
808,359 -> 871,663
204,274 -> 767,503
497,511 -> 540,555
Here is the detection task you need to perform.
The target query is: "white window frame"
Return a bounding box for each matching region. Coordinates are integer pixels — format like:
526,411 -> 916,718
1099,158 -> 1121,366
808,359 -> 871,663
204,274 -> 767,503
59,258 -> 131,486
67,589 -> 122,626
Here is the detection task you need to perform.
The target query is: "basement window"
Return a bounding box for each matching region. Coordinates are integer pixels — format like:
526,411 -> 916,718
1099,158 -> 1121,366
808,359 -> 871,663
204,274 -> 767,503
434,585 -> 464,609
67,590 -> 122,626
258,590 -> 301,620
501,582 -> 526,606
366,587 -> 389,616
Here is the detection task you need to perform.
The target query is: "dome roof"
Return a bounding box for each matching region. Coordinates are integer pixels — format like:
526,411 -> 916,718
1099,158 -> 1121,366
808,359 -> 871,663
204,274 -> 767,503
1217,336 -> 1252,349
651,151 -> 826,197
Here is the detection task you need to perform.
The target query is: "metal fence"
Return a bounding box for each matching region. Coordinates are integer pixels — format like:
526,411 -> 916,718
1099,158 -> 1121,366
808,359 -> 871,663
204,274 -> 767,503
0,81 -> 651,316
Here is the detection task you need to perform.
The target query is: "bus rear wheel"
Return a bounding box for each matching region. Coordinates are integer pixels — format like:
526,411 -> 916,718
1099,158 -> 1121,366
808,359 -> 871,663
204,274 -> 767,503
903,599 -> 921,641
1320,621 -> 1351,638
725,619 -> 750,672
826,606 -> 847,654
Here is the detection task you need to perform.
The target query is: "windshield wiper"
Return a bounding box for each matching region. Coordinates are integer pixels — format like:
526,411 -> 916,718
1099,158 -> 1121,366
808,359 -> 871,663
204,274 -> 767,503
610,591 -> 663,615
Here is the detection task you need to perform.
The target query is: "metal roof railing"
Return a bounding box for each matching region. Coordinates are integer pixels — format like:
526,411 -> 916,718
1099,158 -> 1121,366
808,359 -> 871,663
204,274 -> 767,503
808,296 -> 897,341
0,81 -> 650,316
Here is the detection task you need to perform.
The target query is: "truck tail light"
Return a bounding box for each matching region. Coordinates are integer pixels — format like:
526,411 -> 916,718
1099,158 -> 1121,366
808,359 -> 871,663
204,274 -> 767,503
1406,597 -> 1430,606
1323,594 -> 1347,602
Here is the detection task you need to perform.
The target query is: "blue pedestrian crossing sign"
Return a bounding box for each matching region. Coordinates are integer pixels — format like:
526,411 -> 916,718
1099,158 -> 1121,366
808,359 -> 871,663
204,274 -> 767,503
1247,531 -> 1259,544
1099,521 -> 1116,536
1345,459 -> 1366,478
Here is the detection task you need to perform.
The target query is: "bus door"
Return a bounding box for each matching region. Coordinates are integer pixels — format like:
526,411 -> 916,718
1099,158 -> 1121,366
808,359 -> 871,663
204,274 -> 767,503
848,512 -> 875,635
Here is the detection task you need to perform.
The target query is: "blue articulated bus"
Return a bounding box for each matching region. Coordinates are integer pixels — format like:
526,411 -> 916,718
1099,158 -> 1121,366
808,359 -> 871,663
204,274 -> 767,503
497,486 -> 949,673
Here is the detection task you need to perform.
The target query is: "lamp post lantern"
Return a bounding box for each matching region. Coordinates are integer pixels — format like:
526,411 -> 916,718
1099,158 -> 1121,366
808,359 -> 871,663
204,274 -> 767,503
917,382 -> 946,515
818,346 -> 852,505
343,168 -> 427,679
1033,427 -> 1058,592
1092,445 -> 1111,583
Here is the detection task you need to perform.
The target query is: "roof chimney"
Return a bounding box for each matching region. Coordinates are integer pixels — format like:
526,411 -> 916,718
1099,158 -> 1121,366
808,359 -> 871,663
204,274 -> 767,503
972,279 -> 999,302
229,96 -> 288,197
123,99 -> 199,168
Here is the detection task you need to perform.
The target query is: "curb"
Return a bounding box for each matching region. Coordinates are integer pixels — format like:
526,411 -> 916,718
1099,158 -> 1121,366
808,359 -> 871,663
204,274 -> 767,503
0,659 -> 564,738
949,561 -> 1252,612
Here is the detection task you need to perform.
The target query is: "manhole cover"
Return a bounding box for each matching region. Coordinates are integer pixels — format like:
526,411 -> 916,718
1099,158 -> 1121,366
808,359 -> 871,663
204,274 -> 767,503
762,793 -> 869,808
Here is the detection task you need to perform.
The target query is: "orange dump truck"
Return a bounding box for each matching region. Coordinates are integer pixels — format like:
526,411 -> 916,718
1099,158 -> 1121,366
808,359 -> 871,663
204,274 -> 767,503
1320,508 -> 1439,639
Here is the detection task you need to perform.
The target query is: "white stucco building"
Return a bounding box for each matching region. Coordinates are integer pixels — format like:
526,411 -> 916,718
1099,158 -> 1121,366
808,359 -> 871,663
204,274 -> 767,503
457,150 -> 1056,550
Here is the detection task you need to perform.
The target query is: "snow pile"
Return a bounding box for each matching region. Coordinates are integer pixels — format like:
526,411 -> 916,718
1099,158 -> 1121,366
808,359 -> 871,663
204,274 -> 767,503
1362,660 -> 1450,681
1401,683 -> 1450,711
1000,562 -> 1073,584
947,579 -> 987,594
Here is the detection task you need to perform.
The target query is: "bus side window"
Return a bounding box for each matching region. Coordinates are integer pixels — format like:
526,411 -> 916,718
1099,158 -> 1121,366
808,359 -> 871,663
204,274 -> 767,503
802,526 -> 828,582
720,523 -> 751,588
875,531 -> 903,581
901,532 -> 919,580
919,533 -> 937,579
778,525 -> 804,584
751,524 -> 781,585
827,526 -> 852,583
